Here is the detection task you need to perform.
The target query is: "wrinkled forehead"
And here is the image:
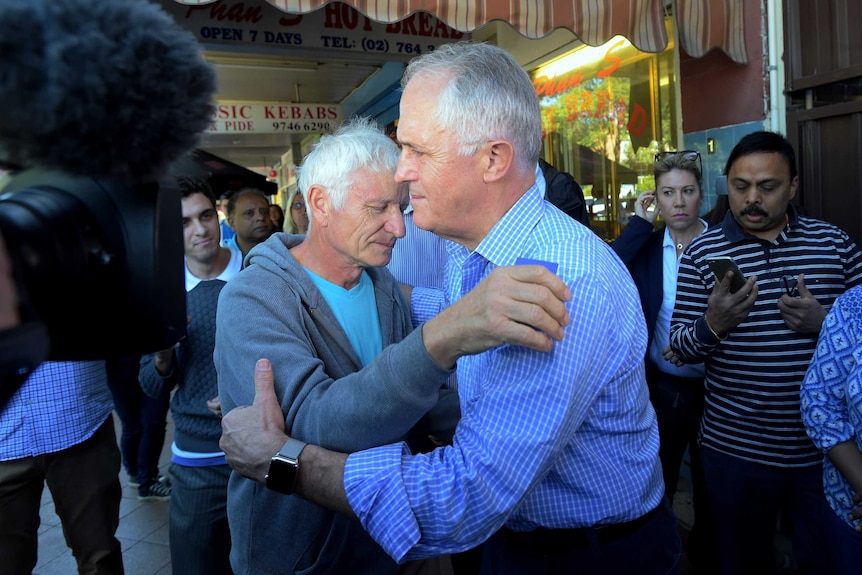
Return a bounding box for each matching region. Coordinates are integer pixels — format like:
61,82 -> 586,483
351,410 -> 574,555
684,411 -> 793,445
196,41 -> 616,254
349,169 -> 403,203
657,168 -> 702,189
398,77 -> 444,141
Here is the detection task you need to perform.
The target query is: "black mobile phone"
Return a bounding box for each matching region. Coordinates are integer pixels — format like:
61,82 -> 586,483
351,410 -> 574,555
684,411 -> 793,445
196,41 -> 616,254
706,256 -> 747,293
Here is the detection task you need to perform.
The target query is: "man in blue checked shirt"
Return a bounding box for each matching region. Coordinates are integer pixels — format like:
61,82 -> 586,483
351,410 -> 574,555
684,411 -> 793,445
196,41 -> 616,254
0,361 -> 124,574
221,42 -> 679,575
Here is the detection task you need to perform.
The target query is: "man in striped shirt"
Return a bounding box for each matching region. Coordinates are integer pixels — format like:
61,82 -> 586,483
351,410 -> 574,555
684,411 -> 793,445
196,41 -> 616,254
668,130 -> 862,575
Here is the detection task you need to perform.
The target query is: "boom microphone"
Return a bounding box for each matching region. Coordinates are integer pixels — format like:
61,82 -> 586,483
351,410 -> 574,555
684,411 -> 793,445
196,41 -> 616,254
0,0 -> 215,181
0,0 -> 217,396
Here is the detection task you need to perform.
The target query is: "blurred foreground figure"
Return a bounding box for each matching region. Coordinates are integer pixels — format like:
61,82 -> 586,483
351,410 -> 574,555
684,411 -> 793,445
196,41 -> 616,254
0,0 -> 217,571
0,0 -> 216,395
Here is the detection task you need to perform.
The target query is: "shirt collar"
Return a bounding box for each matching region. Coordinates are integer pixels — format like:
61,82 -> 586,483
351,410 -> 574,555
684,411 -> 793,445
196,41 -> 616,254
721,204 -> 798,243
448,174 -> 545,267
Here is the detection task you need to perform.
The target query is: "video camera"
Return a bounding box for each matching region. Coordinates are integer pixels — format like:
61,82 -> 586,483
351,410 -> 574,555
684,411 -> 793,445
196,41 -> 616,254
0,0 -> 217,399
0,170 -> 186,360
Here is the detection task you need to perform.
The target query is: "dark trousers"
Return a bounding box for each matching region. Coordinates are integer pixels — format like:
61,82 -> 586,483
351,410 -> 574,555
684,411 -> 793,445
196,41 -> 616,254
478,496 -> 680,575
106,355 -> 169,488
0,418 -> 124,575
700,446 -> 836,575
168,463 -> 233,575
822,495 -> 862,575
646,363 -> 718,572
646,364 -> 704,499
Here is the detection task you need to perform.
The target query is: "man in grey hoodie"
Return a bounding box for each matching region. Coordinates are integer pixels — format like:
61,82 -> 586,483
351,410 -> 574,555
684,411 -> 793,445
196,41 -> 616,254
215,117 -> 569,574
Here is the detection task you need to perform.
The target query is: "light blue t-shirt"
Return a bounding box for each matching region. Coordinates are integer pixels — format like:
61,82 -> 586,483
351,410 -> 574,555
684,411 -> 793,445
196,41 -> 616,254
304,268 -> 383,367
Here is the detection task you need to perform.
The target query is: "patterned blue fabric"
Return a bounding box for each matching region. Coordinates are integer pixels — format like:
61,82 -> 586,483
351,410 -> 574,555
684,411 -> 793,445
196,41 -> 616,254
344,181 -> 664,562
801,284 -> 862,528
0,360 -> 114,460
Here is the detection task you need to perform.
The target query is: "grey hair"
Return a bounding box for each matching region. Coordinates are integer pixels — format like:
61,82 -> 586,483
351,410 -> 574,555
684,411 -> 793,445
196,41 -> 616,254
296,117 -> 400,210
401,41 -> 542,169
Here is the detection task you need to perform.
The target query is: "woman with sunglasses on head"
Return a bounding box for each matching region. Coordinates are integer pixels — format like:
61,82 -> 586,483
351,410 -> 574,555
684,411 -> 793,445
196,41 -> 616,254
612,150 -> 718,573
285,188 -> 309,235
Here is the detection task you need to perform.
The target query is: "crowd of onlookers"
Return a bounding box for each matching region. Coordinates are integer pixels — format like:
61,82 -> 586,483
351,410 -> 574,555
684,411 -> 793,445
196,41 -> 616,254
6,129 -> 862,575
3,39 -> 862,575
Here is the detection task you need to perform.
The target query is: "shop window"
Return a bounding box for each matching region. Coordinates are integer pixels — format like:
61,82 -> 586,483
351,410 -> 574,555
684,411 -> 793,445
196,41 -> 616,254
531,20 -> 678,240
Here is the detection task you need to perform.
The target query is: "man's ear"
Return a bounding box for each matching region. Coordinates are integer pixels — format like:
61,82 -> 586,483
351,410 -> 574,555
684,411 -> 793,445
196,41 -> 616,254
788,175 -> 799,201
306,185 -> 330,228
482,140 -> 515,184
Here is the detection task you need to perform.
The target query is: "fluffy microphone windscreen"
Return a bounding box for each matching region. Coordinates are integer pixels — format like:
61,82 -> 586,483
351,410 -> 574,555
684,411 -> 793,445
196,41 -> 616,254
0,0 -> 217,182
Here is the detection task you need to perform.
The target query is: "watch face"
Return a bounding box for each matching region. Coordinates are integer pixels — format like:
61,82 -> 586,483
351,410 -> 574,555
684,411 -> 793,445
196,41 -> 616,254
266,456 -> 298,495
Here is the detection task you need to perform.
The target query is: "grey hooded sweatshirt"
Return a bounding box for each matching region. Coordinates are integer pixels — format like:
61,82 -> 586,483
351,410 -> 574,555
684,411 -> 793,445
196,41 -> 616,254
215,233 -> 457,574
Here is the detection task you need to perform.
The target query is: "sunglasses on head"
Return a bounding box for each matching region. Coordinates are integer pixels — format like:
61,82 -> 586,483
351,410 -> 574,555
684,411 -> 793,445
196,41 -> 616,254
655,150 -> 703,175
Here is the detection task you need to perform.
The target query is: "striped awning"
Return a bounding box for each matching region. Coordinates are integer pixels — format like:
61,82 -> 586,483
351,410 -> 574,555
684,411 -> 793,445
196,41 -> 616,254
677,0 -> 747,64
173,0 -> 746,64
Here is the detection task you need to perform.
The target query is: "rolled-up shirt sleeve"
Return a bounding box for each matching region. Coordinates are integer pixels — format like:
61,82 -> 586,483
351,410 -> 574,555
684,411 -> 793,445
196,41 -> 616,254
344,443 -> 420,562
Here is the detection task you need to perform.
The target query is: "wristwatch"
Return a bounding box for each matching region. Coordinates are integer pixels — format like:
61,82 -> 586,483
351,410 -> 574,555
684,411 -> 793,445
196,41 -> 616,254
265,438 -> 307,495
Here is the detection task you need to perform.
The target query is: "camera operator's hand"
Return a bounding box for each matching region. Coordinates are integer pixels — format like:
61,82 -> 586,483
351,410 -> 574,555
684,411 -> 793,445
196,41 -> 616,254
0,232 -> 20,330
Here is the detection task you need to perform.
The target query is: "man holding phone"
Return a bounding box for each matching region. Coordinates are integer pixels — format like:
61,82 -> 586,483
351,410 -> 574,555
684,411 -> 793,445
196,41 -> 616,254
667,131 -> 862,574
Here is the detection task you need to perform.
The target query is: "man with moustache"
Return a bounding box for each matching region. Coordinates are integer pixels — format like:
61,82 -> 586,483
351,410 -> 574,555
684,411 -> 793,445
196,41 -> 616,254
224,187 -> 274,262
668,130 -> 862,575
139,176 -> 242,575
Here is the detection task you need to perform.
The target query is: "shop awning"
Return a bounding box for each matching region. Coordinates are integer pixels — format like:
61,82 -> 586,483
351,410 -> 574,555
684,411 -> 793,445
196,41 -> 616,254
170,149 -> 277,197
676,0 -> 747,64
174,0 -> 746,63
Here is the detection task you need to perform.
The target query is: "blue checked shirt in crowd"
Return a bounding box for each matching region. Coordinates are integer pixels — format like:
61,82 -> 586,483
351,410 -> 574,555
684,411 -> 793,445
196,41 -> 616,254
344,178 -> 664,562
0,360 -> 115,460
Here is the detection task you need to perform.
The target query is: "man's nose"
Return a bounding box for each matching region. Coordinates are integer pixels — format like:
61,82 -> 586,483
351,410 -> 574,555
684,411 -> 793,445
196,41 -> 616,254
743,187 -> 760,203
387,210 -> 406,239
395,152 -> 417,183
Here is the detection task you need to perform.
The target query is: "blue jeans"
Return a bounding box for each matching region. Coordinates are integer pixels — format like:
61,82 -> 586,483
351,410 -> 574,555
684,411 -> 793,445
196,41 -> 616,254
106,354 -> 169,488
700,446 -> 836,575
822,496 -> 862,575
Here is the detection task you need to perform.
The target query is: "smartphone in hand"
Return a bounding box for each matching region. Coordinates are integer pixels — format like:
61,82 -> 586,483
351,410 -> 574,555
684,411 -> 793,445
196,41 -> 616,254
706,256 -> 747,293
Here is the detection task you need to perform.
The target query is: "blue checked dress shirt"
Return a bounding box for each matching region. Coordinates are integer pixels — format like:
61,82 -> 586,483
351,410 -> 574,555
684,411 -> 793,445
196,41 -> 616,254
344,179 -> 664,562
0,360 -> 114,460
